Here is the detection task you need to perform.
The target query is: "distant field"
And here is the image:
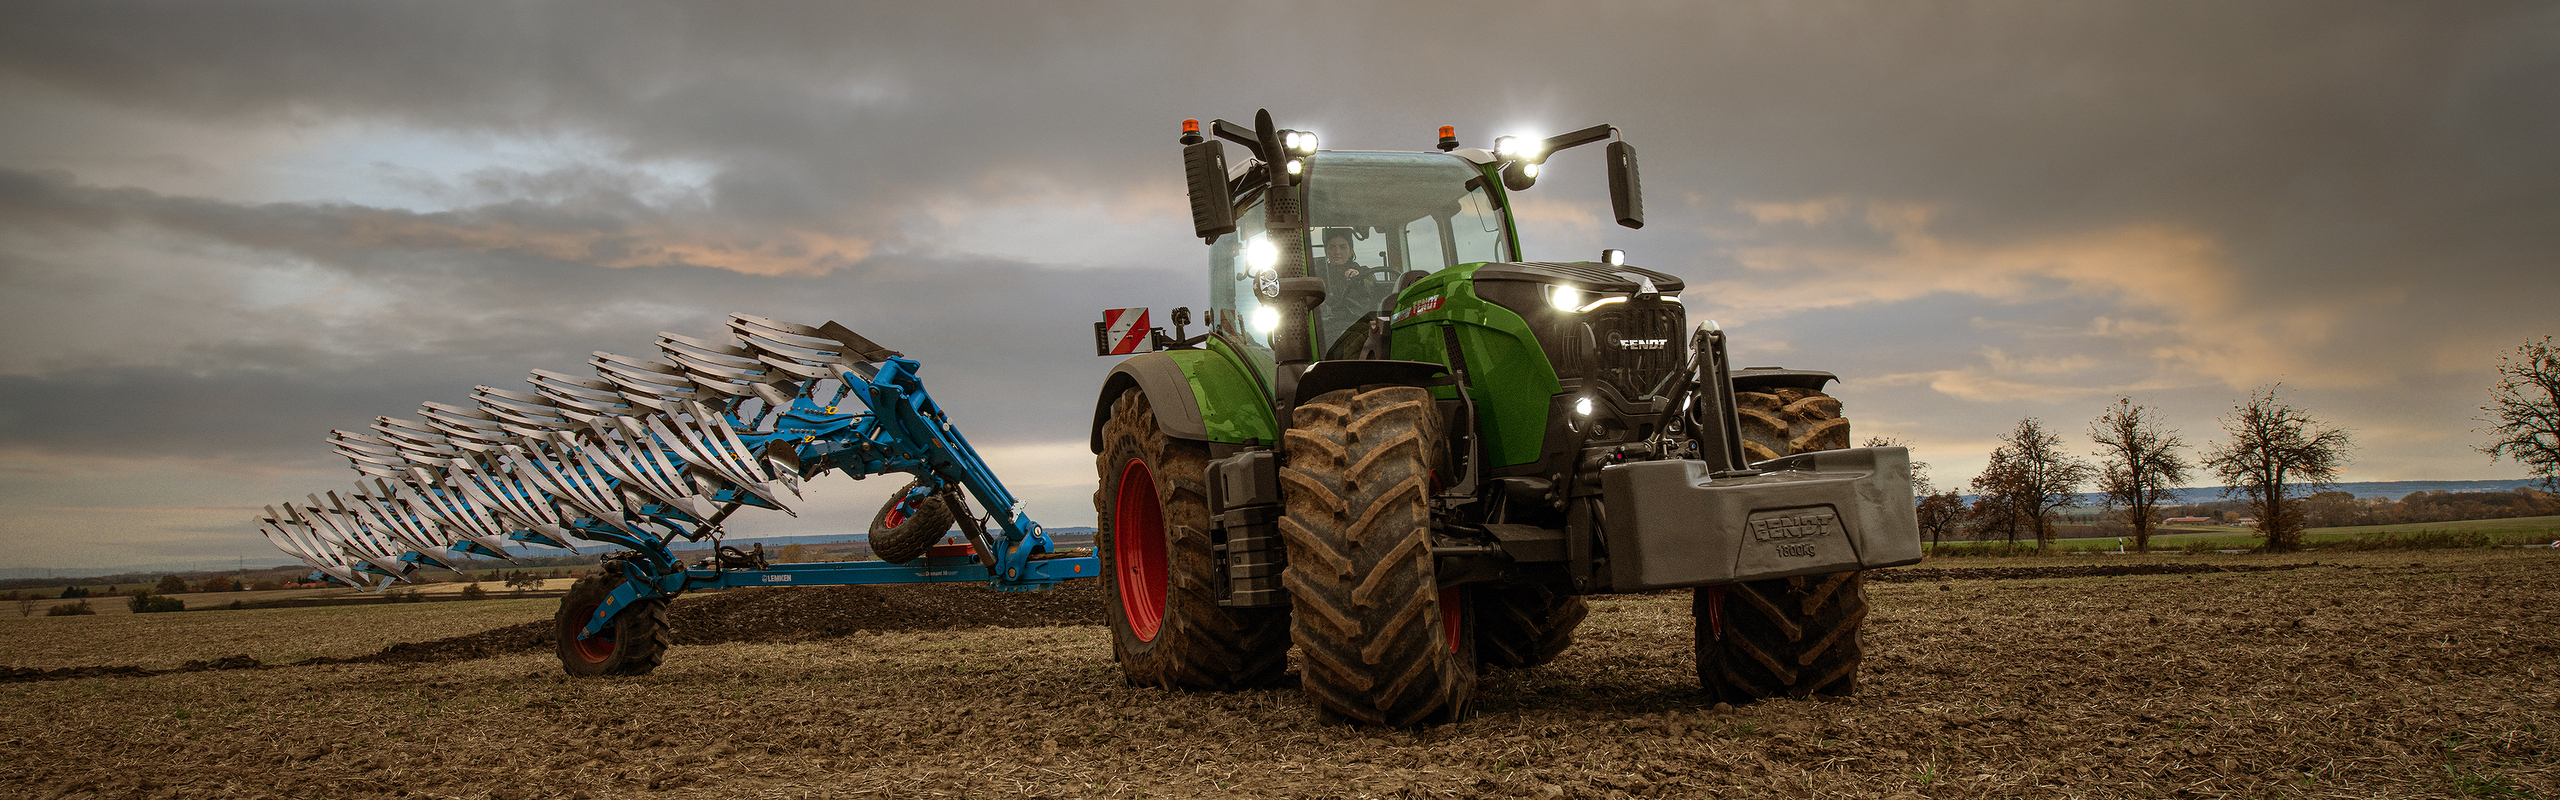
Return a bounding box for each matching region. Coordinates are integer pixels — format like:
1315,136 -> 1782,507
0,595 -> 560,668
1942,515 -> 2560,553
2287,515 -> 2560,536
7,578 -> 577,615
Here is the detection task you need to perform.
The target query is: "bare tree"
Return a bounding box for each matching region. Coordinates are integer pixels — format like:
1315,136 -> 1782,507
2478,335 -> 2559,490
1968,417 -> 2095,548
1916,490 -> 1967,547
2204,386 -> 2352,552
1968,447 -> 2029,544
2089,397 -> 2190,553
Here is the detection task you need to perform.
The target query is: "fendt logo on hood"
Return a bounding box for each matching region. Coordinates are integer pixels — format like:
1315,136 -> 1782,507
1616,338 -> 1668,350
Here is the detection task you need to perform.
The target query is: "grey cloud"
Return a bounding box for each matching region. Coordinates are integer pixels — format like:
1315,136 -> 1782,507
0,168 -> 1172,459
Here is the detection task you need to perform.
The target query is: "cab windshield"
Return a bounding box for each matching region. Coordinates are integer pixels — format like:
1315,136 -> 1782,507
1209,151 -> 1509,361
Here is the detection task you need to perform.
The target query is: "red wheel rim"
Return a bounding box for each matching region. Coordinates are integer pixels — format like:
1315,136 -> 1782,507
1113,457 -> 1171,642
1440,586 -> 1464,654
568,600 -> 617,663
882,496 -> 912,528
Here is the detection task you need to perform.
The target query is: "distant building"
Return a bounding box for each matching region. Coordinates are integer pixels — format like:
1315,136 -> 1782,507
2162,516 -> 2211,525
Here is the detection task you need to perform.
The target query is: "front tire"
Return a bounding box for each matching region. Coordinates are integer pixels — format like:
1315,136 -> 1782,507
1698,385 -> 1868,702
1475,582 -> 1588,671
1281,386 -> 1476,725
555,573 -> 670,677
1094,388 -> 1290,690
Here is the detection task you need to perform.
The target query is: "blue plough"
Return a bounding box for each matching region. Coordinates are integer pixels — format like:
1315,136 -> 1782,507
257,314 -> 1094,662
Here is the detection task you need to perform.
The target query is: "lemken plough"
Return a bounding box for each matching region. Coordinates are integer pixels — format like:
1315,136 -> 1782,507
257,314 -> 1093,675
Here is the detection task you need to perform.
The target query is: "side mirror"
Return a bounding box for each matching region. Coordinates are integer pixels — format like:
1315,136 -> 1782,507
1607,141 -> 1643,229
1183,140 -> 1236,242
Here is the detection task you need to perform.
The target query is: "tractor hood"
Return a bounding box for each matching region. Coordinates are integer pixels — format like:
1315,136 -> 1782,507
1470,261 -> 1685,295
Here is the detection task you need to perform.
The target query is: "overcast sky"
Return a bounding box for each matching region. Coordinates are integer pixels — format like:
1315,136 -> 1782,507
3,1 -> 2554,570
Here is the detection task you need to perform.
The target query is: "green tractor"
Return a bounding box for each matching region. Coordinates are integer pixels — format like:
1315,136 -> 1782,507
1088,110 -> 1919,725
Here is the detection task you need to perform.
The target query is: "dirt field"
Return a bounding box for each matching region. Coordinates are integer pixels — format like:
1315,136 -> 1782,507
2,550 -> 2551,799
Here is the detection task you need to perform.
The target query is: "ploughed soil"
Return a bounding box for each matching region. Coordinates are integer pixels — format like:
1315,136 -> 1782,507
2,550 -> 2551,799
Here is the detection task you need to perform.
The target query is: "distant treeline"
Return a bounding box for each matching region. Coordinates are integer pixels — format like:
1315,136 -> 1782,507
2150,487 -> 2558,528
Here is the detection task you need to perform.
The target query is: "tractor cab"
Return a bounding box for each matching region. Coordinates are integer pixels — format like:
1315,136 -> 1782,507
1207,151 -> 1514,364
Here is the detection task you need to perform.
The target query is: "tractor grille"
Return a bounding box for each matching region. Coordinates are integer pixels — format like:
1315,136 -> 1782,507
1589,300 -> 1685,400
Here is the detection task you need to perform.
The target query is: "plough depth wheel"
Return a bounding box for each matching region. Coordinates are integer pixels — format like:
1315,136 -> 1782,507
556,574 -> 671,677
867,479 -> 955,564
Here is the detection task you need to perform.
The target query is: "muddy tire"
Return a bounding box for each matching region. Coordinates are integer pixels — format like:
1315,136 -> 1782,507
1693,571 -> 1869,702
1701,385 -> 1867,702
555,573 -> 670,677
1474,582 -> 1587,671
866,479 -> 954,565
1734,387 -> 1850,464
1095,389 -> 1291,690
1281,386 -> 1476,725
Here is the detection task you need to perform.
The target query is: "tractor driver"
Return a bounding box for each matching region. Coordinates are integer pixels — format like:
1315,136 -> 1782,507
1322,228 -> 1397,311
1319,228 -> 1398,359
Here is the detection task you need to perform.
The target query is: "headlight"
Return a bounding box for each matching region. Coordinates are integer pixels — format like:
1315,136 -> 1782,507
1546,283 -> 1640,312
1251,305 -> 1280,334
1291,131 -> 1318,154
1574,396 -> 1594,416
1246,234 -> 1277,270
1495,135 -> 1544,161
1546,284 -> 1582,312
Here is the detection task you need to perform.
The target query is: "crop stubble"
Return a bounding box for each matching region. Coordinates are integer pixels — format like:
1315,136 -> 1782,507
1,550 -> 2550,799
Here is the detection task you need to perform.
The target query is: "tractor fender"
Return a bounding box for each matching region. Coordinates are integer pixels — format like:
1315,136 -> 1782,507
1728,367 -> 1836,394
1091,349 -> 1281,452
1290,359 -> 1450,406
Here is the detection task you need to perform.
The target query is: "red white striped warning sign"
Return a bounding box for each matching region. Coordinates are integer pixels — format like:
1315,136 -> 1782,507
1097,307 -> 1152,356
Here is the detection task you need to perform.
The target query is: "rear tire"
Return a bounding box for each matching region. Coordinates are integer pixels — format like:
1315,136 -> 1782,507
1474,582 -> 1587,671
1700,385 -> 1867,702
866,479 -> 954,565
1734,387 -> 1850,464
1095,389 -> 1291,690
555,573 -> 670,677
1281,386 -> 1476,725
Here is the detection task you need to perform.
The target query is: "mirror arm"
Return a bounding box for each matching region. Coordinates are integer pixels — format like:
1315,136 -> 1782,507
1540,124 -> 1618,157
1212,119 -> 1265,161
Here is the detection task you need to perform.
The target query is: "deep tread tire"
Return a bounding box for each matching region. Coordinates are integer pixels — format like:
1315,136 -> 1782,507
555,573 -> 670,677
1475,583 -> 1589,671
1694,571 -> 1869,702
1735,387 -> 1850,464
866,479 -> 954,565
1095,389 -> 1291,690
1281,386 -> 1476,725
1700,385 -> 1866,703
